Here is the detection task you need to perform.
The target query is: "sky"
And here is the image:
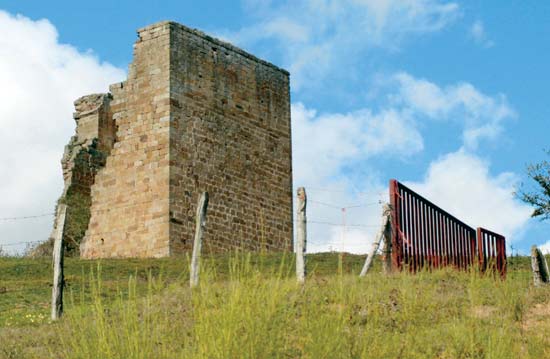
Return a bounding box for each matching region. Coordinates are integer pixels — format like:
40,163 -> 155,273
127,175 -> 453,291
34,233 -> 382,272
1,0 -> 550,255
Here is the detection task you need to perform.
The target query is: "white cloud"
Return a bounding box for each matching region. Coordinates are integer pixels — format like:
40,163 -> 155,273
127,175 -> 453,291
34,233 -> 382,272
393,72 -> 515,149
404,150 -> 532,242
539,241 -> 550,255
232,0 -> 461,89
469,20 -> 494,48
0,11 -> 125,253
292,102 -> 423,187
292,102 -> 422,253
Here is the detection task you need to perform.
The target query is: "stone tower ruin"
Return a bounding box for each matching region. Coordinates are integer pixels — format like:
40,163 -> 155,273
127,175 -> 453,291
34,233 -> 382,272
54,21 -> 293,258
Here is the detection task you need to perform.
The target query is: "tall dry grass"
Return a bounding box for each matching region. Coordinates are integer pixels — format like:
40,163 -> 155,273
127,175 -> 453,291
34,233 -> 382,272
49,253 -> 550,359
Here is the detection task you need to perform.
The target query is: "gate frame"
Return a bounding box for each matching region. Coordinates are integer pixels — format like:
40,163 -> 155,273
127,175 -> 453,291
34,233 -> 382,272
390,179 -> 506,277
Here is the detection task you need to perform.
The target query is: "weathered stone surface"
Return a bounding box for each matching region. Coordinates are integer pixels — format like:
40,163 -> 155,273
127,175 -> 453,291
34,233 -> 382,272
53,21 -> 292,258
49,93 -> 112,254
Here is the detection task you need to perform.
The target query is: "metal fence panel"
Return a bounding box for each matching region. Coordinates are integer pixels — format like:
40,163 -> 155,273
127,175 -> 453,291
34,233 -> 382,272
390,179 -> 506,277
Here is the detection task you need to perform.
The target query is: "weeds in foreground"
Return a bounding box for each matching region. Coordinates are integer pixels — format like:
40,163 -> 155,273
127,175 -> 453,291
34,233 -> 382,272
44,254 -> 550,359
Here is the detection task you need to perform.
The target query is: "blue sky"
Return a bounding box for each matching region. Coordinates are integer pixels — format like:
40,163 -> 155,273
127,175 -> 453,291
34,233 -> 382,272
1,0 -> 549,254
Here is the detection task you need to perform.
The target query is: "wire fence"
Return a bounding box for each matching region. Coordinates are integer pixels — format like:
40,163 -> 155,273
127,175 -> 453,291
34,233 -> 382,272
0,213 -> 55,222
0,187 -> 388,255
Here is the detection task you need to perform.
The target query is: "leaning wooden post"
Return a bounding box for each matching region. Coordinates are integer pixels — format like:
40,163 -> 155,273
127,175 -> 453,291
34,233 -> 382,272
531,245 -> 550,287
296,187 -> 307,284
190,192 -> 209,288
360,204 -> 392,277
51,204 -> 67,321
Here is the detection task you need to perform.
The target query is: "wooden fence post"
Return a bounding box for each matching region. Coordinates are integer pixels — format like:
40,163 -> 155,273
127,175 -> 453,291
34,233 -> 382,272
531,245 -> 550,287
360,204 -> 392,277
190,192 -> 209,288
296,187 -> 307,284
51,204 -> 67,321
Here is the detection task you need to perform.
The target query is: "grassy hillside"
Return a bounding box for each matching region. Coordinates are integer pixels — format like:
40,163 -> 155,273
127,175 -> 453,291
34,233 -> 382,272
0,253 -> 549,358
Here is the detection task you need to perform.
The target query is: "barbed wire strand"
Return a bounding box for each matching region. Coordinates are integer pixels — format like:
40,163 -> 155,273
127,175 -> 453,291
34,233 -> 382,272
0,190 -> 387,250
0,213 -> 55,222
309,199 -> 383,209
0,240 -> 43,247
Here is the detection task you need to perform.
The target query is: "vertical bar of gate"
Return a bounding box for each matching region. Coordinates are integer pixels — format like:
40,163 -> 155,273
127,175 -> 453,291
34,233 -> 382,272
401,190 -> 410,265
497,236 -> 502,276
433,211 -> 439,268
461,227 -> 467,269
493,235 -> 498,271
468,229 -> 473,267
490,232 -> 493,271
495,235 -> 500,274
446,218 -> 452,267
457,224 -> 462,268
409,193 -> 416,272
426,205 -> 433,269
491,234 -> 496,272
456,223 -> 464,269
435,211 -> 441,268
470,229 -> 476,268
444,216 -> 450,267
484,233 -> 489,271
397,186 -> 407,265
466,229 -> 472,268
439,217 -> 447,267
406,194 -> 411,271
401,190 -> 408,268
464,229 -> 468,268
450,221 -> 456,268
501,236 -> 507,278
477,228 -> 484,272
476,228 -> 481,270
431,209 -> 437,269
419,198 -> 425,270
390,180 -> 402,270
402,191 -> 408,269
429,205 -> 436,269
413,194 -> 421,272
485,233 -> 491,272
457,226 -> 463,269
461,227 -> 466,268
411,193 -> 416,271
456,228 -> 464,269
434,211 -> 440,268
420,201 -> 426,270
453,225 -> 462,269
406,191 -> 412,270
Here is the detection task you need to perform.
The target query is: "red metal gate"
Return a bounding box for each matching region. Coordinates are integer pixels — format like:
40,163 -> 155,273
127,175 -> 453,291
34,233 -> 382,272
390,179 -> 506,277
477,227 -> 507,278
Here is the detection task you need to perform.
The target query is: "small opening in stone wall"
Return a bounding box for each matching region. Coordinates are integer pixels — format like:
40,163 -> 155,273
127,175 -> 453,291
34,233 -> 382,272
100,238 -> 104,245
212,47 -> 217,52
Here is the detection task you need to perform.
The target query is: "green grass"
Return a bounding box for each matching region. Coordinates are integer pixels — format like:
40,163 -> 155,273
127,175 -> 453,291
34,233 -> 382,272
0,253 -> 549,358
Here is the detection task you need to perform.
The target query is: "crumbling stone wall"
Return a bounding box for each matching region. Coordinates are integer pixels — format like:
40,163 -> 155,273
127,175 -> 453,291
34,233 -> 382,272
51,94 -> 113,254
80,23 -> 172,258
55,21 -> 292,258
